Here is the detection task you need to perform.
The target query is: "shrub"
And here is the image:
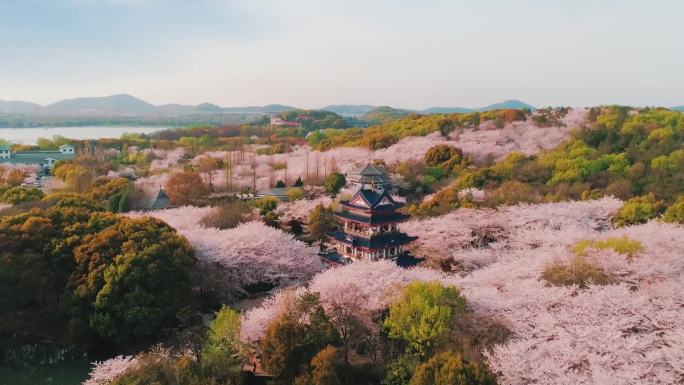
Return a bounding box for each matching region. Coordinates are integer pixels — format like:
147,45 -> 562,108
261,291 -> 340,385
541,255 -> 616,288
360,128 -> 398,150
663,196 -> 684,224
199,202 -> 253,229
294,346 -> 342,385
424,144 -> 462,167
572,236 -> 643,260
484,181 -> 541,206
254,196 -> 279,215
165,171 -> 209,206
0,187 -> 45,205
325,172 -> 346,195
43,192 -> 103,211
409,351 -> 496,385
107,308 -> 242,385
287,187 -> 305,201
308,204 -> 336,240
614,194 -> 665,227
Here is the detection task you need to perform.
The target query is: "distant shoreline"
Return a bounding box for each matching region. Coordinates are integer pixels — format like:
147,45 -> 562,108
0,126 -> 169,145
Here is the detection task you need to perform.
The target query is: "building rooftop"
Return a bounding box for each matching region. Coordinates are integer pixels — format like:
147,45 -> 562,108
349,162 -> 387,177
149,189 -> 172,210
0,144 -> 11,151
335,210 -> 409,224
0,151 -> 74,165
256,187 -> 301,201
347,163 -> 392,187
341,188 -> 403,211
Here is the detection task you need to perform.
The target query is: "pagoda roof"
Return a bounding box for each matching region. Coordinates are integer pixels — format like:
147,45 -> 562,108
149,189 -> 172,210
327,230 -> 417,250
347,163 -> 391,186
342,188 -> 403,211
335,210 -> 409,225
349,162 -> 387,177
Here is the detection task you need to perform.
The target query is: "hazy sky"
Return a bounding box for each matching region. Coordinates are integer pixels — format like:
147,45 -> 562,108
1,0 -> 682,109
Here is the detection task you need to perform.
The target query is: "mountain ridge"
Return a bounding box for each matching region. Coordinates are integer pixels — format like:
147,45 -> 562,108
3,94 -> 681,117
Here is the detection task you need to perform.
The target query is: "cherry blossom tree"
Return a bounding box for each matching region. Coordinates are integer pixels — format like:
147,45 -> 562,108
129,206 -> 323,301
83,355 -> 138,385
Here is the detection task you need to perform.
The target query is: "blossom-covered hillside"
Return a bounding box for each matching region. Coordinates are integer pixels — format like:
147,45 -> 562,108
401,199 -> 684,385
129,206 -> 323,300
135,108 -> 589,196
241,197 -> 684,384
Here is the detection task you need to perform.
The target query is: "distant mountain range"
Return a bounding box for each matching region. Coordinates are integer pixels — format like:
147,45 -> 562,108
0,94 -> 298,117
1,94 -> 682,118
323,100 -> 537,116
0,94 -> 536,118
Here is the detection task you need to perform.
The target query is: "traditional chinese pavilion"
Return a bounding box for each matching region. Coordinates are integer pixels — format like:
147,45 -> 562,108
327,186 -> 417,261
346,163 -> 393,191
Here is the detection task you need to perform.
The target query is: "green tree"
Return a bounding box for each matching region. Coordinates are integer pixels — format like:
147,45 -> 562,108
1,202 -> 198,345
0,186 -> 45,204
261,291 -> 341,385
77,217 -> 197,342
383,354 -> 420,385
409,351 -> 496,385
325,172 -> 346,195
663,195 -> 684,224
384,281 -> 467,356
294,346 -> 342,385
202,306 -> 243,383
614,193 -> 665,227
308,204 -> 336,241
424,144 -> 462,167
293,176 -> 304,187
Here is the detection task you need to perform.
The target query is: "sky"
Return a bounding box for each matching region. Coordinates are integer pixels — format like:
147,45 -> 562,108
0,0 -> 682,109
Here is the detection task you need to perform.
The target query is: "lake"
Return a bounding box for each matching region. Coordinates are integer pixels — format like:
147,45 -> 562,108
0,343 -> 93,385
0,126 -> 168,145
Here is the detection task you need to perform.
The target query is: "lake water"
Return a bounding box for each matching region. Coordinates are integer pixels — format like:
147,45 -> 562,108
0,344 -> 92,385
0,126 -> 168,145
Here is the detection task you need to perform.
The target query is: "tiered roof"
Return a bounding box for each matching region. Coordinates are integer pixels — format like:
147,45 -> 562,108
328,230 -> 417,250
347,163 -> 392,189
149,189 -> 172,210
329,187 -> 416,251
340,188 -> 404,212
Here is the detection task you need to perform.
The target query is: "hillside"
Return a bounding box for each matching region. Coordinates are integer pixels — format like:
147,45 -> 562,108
47,94 -> 156,115
321,104 -> 378,116
423,99 -> 536,113
0,95 -> 535,120
360,106 -> 412,123
0,100 -> 43,114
